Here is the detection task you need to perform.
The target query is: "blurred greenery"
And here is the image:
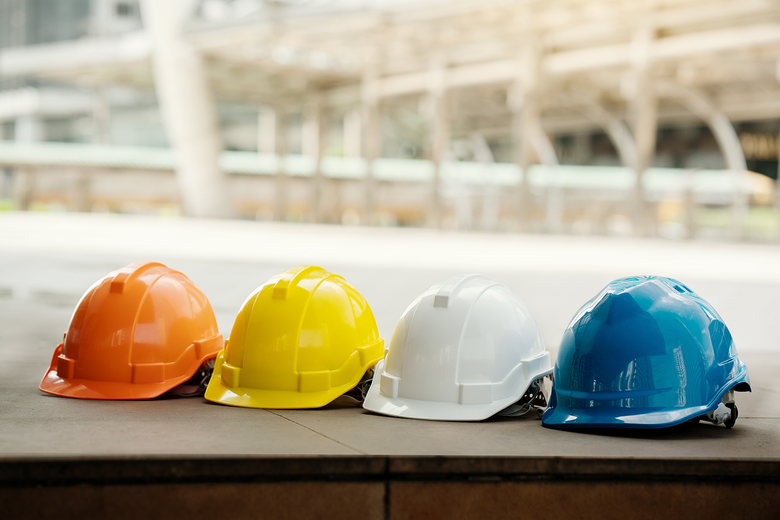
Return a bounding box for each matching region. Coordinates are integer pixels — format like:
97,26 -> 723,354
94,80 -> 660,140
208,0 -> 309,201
664,204 -> 779,240
2,196 -> 778,242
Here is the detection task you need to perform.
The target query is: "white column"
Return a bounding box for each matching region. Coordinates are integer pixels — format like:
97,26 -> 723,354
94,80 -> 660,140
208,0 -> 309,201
139,0 -> 232,218
532,126 -> 563,234
470,132 -> 499,231
257,106 -> 276,154
343,109 -> 361,158
274,104 -> 288,222
656,81 -> 748,240
303,96 -> 326,223
683,168 -> 697,240
14,114 -> 44,143
13,115 -> 43,211
0,118 -> 8,201
92,87 -> 111,145
426,58 -> 448,229
711,111 -> 748,241
361,63 -> 380,225
509,44 -> 540,231
628,25 -> 657,237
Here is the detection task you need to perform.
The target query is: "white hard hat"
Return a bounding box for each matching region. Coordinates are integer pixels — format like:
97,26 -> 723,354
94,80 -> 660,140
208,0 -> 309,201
363,274 -> 552,421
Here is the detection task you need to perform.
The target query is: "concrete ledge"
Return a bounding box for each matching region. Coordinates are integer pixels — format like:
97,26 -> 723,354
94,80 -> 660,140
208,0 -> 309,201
388,456 -> 780,482
2,456 -> 779,520
3,456 -> 779,487
2,231 -> 779,519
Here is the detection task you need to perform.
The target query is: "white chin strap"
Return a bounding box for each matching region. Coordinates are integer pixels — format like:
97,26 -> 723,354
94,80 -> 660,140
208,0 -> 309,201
696,389 -> 738,428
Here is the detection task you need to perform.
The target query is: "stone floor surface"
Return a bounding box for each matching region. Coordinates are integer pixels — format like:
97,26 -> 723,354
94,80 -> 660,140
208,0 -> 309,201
1,212 -> 779,459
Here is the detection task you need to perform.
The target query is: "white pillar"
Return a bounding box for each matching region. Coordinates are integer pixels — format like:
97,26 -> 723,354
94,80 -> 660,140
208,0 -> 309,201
777,121 -> 780,243
0,117 -> 9,198
343,109 -> 361,158
14,114 -> 44,143
469,132 -> 500,231
274,104 -> 288,221
509,44 -> 541,231
361,63 -> 380,225
683,168 -> 697,240
656,81 -> 749,240
629,25 -> 657,237
303,97 -> 326,223
139,0 -> 232,218
92,87 -> 111,145
426,58 -> 448,229
257,106 -> 276,154
531,126 -> 563,234
13,115 -> 42,211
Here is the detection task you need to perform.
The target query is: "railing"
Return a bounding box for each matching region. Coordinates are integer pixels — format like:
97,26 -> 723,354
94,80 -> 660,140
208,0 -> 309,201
0,140 -> 776,240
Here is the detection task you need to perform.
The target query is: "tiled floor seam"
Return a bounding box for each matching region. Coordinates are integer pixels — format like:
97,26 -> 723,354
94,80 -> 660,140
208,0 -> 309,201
264,410 -> 368,455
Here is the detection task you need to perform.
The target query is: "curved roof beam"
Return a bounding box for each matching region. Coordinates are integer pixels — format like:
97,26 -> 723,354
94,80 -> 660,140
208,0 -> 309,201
655,80 -> 746,172
563,92 -> 638,170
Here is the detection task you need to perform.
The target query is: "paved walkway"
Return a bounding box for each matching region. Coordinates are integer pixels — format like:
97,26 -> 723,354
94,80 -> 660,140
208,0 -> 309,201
1,212 -> 778,458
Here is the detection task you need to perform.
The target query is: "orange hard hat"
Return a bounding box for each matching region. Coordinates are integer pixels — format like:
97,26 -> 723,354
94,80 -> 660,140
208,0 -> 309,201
39,261 -> 223,399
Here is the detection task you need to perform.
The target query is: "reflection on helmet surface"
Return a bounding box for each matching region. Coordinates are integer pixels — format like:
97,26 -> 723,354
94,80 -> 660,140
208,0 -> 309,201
206,266 -> 385,409
544,276 -> 750,429
364,274 -> 553,421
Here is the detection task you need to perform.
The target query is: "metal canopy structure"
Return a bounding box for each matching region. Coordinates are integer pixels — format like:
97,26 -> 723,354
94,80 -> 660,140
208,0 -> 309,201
0,0 -> 778,230
4,0 -> 779,120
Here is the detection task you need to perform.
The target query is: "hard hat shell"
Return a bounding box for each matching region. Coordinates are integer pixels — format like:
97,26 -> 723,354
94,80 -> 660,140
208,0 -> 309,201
542,276 -> 751,429
39,262 -> 223,400
363,274 -> 552,421
204,265 -> 384,409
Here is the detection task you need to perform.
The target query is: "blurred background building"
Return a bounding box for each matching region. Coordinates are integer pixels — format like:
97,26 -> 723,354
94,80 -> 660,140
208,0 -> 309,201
0,0 -> 778,240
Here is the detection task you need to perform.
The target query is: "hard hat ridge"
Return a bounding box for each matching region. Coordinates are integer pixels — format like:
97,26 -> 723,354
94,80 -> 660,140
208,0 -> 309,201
204,265 -> 385,409
39,261 -> 223,400
542,275 -> 751,430
364,274 -> 553,421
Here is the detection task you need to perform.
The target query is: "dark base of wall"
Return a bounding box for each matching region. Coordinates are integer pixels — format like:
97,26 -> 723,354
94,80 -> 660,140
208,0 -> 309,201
3,456 -> 778,520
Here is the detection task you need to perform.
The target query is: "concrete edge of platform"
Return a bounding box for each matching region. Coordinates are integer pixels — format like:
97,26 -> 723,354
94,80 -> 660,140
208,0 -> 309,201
2,456 -> 779,487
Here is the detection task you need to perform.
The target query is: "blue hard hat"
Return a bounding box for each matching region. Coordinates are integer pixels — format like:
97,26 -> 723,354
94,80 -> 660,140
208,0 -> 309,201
542,276 -> 750,429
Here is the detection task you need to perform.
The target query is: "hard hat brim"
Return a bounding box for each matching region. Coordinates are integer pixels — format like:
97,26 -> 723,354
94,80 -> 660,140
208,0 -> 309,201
39,369 -> 192,400
542,371 -> 752,429
362,356 -> 553,421
38,340 -> 222,400
204,349 -> 384,409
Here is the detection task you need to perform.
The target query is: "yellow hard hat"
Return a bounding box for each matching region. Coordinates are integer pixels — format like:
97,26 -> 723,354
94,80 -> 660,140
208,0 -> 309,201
205,265 -> 385,409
